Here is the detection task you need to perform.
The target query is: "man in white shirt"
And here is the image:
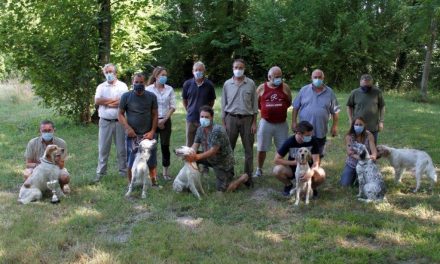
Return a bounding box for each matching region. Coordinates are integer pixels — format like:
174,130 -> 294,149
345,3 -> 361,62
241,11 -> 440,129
93,63 -> 128,183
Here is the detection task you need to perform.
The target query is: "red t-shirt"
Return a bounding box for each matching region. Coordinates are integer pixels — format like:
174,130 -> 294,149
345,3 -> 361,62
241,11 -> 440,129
259,82 -> 290,123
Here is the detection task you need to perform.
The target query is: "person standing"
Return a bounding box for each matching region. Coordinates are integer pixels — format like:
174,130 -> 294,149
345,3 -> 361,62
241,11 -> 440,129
93,63 -> 128,183
346,74 -> 385,144
118,73 -> 159,187
254,66 -> 292,178
146,66 -> 176,180
221,59 -> 258,187
292,69 -> 340,158
182,61 -> 216,146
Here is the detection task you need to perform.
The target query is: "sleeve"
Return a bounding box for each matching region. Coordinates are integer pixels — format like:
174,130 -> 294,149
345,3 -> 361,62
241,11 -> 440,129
194,127 -> 202,144
24,140 -> 34,160
378,90 -> 385,108
221,82 -> 227,118
208,81 -> 216,101
118,82 -> 128,97
119,93 -> 127,110
292,88 -> 303,109
94,84 -> 102,99
346,90 -> 355,107
182,80 -> 189,100
169,88 -> 177,110
252,81 -> 258,114
277,137 -> 292,157
330,91 -> 340,114
152,93 -> 158,110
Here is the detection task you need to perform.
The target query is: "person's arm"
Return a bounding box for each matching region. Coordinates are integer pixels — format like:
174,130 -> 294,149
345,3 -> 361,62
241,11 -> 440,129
221,84 -> 227,126
291,108 -> 299,132
368,132 -> 377,160
118,108 -> 136,137
331,112 -> 339,137
347,106 -> 354,125
144,108 -> 158,139
378,106 -> 385,131
283,83 -> 292,103
191,142 -> 200,152
95,97 -> 119,108
311,154 -> 320,169
26,158 -> 39,169
273,152 -> 297,167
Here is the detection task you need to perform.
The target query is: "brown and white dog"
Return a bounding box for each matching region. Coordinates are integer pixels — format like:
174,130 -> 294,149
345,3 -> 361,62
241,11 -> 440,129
377,145 -> 437,192
291,147 -> 314,206
18,145 -> 65,204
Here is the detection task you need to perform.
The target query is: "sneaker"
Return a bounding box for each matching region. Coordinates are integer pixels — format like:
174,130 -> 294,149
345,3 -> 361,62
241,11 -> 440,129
282,184 -> 294,197
151,183 -> 163,189
253,168 -> 263,178
91,174 -> 103,184
162,174 -> 172,181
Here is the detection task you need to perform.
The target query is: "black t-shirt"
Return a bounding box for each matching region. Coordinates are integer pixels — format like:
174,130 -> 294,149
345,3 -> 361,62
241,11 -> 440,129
277,135 -> 319,162
119,90 -> 158,135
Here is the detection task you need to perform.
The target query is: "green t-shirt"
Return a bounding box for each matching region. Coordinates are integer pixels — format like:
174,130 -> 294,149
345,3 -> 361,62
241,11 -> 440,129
347,87 -> 385,132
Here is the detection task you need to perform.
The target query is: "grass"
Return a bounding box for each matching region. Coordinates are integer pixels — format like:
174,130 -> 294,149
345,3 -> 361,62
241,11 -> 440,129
0,80 -> 439,263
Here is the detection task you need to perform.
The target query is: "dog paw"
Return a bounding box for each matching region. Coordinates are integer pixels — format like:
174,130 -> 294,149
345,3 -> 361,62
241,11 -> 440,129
141,193 -> 147,199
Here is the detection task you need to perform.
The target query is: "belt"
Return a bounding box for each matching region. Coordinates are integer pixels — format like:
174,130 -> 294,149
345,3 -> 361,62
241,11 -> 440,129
226,112 -> 252,119
102,118 -> 118,122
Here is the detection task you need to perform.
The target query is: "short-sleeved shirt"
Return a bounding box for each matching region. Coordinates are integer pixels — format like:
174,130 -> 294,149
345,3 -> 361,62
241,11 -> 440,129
293,84 -> 340,139
182,78 -> 216,122
25,136 -> 67,162
146,84 -> 176,119
119,90 -> 158,135
346,87 -> 385,133
221,76 -> 258,118
95,80 -> 128,119
194,124 -> 235,171
277,135 -> 319,163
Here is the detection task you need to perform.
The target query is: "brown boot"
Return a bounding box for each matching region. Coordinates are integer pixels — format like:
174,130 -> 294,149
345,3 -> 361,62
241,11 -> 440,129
227,174 -> 249,192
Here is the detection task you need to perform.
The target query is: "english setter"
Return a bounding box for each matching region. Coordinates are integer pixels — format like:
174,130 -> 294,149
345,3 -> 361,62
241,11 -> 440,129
125,139 -> 157,199
352,143 -> 386,202
173,146 -> 205,200
377,145 -> 437,192
290,147 -> 314,206
18,145 -> 65,204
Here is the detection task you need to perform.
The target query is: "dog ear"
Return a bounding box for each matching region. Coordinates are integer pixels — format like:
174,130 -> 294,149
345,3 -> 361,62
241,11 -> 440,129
45,145 -> 56,162
360,149 -> 367,160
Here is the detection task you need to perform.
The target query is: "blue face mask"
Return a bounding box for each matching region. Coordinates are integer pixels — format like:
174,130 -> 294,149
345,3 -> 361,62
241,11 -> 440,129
194,71 -> 204,80
42,132 -> 54,142
199,117 -> 211,128
158,76 -> 167,85
312,79 -> 323,87
273,77 -> 282,87
133,84 -> 145,93
354,125 -> 364,134
303,135 -> 312,143
105,73 -> 115,82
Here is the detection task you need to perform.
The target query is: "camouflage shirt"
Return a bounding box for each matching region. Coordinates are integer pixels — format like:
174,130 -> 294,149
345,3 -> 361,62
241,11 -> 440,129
194,124 -> 234,171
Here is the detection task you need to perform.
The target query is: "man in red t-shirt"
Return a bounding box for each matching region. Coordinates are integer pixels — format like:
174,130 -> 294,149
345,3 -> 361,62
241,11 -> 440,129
254,66 -> 292,178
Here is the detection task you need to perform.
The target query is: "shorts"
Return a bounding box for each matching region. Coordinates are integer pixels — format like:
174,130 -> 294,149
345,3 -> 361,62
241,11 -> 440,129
257,119 -> 289,152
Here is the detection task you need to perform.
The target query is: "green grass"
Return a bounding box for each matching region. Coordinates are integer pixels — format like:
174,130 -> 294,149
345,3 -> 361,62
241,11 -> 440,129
1,81 -> 439,263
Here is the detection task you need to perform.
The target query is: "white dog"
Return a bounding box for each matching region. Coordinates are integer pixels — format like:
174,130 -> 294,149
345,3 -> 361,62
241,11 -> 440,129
352,143 -> 386,202
18,145 -> 65,204
125,139 -> 157,199
290,147 -> 314,206
377,145 -> 437,192
173,146 -> 205,200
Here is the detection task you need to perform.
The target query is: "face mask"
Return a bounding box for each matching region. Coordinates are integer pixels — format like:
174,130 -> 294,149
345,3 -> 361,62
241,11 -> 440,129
233,69 -> 244,78
42,132 -> 53,142
133,84 -> 145,93
194,71 -> 204,80
354,125 -> 364,134
199,117 -> 211,128
105,73 -> 115,83
158,76 -> 167,85
272,77 -> 282,87
361,86 -> 372,92
303,135 -> 312,143
312,79 -> 323,87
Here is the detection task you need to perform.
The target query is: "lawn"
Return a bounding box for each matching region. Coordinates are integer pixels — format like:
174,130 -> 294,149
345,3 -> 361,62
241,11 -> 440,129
1,80 -> 439,263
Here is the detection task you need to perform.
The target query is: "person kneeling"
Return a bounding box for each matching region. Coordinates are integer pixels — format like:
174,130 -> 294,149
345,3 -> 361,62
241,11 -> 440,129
186,105 -> 251,192
273,121 -> 325,197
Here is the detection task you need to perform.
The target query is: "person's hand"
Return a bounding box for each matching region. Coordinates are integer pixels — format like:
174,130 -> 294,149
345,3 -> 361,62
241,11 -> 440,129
331,125 -> 338,137
158,119 -> 166,129
378,121 -> 384,132
186,153 -> 199,163
251,123 -> 257,134
143,131 -> 155,140
299,172 -> 312,182
126,127 -> 136,138
370,155 -> 377,161
291,122 -> 297,133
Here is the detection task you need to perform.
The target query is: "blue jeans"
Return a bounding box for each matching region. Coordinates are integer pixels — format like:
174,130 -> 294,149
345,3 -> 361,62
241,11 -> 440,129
126,135 -> 157,169
340,164 -> 357,187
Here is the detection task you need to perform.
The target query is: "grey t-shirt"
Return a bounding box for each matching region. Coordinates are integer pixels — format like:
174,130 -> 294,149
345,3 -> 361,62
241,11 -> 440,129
25,136 -> 67,162
119,90 -> 158,135
293,84 -> 340,138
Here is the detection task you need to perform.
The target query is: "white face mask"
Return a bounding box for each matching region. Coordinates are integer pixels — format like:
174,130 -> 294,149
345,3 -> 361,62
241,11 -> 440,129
233,69 -> 244,78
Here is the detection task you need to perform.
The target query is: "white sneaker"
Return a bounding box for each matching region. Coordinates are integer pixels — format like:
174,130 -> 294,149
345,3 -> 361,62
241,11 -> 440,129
253,168 -> 262,178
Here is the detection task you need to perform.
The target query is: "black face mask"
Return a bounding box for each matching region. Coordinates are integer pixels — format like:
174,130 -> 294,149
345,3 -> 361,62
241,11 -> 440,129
133,84 -> 145,93
361,85 -> 372,92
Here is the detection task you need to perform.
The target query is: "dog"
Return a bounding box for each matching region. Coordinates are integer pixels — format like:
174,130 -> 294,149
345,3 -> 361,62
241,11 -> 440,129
173,146 -> 205,200
351,142 -> 386,202
377,145 -> 437,192
125,139 -> 157,199
290,147 -> 314,206
18,145 -> 65,204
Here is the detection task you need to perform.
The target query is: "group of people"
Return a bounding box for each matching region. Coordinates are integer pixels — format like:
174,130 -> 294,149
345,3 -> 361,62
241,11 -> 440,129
23,59 -> 385,198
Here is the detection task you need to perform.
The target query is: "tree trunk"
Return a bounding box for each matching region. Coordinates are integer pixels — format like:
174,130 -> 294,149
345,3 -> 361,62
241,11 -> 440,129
420,17 -> 437,102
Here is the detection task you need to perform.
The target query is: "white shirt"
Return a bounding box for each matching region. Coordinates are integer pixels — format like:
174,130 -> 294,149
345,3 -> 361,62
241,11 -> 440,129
145,84 -> 176,119
95,80 -> 128,119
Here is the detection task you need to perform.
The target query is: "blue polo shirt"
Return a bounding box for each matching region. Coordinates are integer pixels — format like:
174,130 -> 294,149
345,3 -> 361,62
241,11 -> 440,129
182,78 -> 216,122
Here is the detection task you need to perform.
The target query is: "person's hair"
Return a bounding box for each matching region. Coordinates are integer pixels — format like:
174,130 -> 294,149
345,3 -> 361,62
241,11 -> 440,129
346,116 -> 367,142
132,72 -> 145,81
312,69 -> 324,78
233,58 -> 245,66
296,121 -> 313,133
360,74 -> 373,82
103,63 -> 117,73
199,105 -> 214,117
268,66 -> 281,79
40,120 -> 55,129
147,66 -> 167,85
193,61 -> 205,71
